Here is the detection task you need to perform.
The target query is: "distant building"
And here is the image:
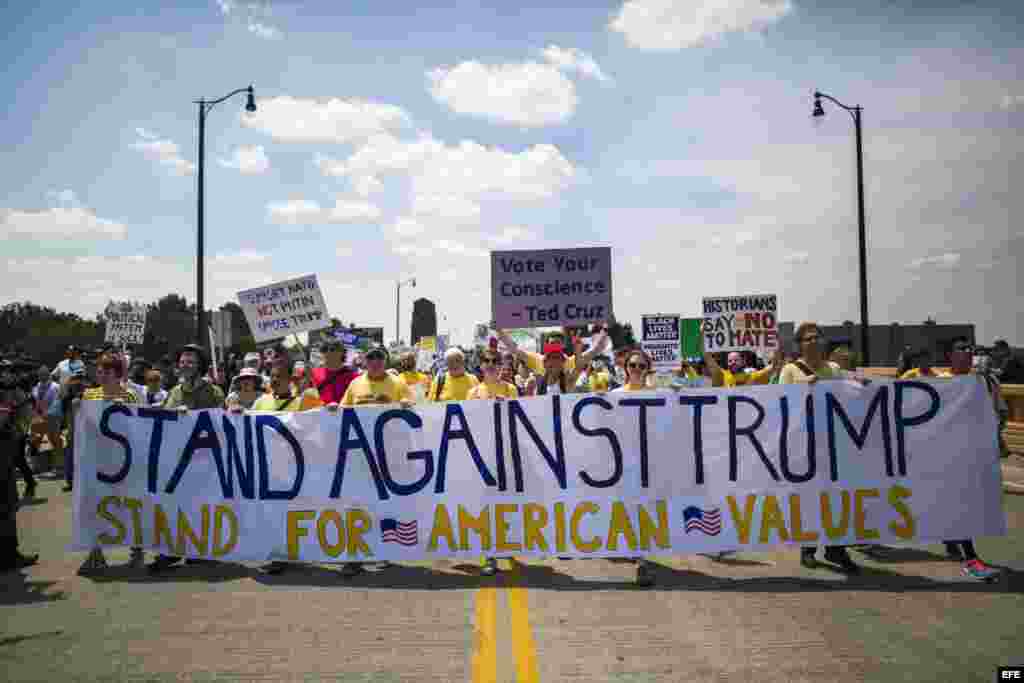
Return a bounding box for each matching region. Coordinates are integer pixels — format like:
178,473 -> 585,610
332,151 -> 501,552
411,298 -> 437,346
778,321 -> 976,366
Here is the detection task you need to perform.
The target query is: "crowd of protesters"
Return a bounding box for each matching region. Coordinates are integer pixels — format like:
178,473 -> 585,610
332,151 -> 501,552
0,325 -> 1014,582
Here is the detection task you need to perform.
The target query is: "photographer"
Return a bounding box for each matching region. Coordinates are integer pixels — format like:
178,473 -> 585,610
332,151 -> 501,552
0,364 -> 39,571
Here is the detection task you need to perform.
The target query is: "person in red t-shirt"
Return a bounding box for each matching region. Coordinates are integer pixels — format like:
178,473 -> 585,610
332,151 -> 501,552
310,339 -> 359,406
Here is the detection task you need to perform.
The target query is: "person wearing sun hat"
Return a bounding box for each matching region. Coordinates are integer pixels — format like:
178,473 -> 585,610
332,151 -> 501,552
225,367 -> 266,411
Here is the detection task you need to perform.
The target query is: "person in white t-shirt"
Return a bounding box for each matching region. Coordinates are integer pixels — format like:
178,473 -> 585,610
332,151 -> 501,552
50,346 -> 85,385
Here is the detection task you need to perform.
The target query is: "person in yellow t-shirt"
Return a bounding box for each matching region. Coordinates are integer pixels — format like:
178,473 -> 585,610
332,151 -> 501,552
466,348 -> 518,577
340,346 -> 414,407
498,326 -> 612,386
428,348 -> 479,402
251,362 -> 324,412
77,352 -> 141,576
898,348 -> 950,380
336,345 -> 412,580
396,352 -> 430,401
467,349 -> 519,401
716,351 -> 780,387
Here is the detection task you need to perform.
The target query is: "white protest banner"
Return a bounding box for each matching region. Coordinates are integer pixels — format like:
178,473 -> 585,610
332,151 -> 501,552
72,377 -> 1005,562
702,294 -> 779,353
104,302 -> 147,346
492,247 -> 612,329
641,314 -> 681,373
237,274 -> 330,343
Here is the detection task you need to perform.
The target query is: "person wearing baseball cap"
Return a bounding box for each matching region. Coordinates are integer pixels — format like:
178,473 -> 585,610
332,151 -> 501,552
51,345 -> 84,385
149,344 -> 225,574
309,339 -> 359,407
340,346 -> 412,408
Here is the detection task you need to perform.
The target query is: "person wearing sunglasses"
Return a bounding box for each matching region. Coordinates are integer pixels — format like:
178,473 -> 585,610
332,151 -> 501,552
610,349 -> 659,586
466,349 -> 519,576
778,322 -> 861,574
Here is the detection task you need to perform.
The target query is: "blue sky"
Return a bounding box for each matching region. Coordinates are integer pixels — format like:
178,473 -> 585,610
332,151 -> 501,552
3,0 -> 1022,346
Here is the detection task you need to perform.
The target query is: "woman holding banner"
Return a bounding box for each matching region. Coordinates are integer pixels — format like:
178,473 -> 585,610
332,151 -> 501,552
467,348 -> 519,576
778,322 -> 862,575
610,349 -> 660,586
78,352 -> 142,575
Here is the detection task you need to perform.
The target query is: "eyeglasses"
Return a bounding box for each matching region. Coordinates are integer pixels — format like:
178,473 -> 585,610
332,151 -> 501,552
628,362 -> 648,370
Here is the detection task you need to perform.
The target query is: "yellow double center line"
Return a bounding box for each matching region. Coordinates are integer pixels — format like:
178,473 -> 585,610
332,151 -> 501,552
472,559 -> 539,683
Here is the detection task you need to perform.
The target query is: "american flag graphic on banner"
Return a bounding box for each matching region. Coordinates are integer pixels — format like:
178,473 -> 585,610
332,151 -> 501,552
683,506 -> 722,536
380,518 -> 418,546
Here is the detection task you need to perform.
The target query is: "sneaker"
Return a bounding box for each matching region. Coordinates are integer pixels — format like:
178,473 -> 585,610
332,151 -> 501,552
944,543 -> 964,562
961,559 -> 999,581
78,548 -> 108,575
823,547 -> 861,575
340,563 -> 365,578
800,549 -> 817,569
129,547 -> 146,569
635,560 -> 655,587
147,554 -> 182,574
481,558 -> 498,576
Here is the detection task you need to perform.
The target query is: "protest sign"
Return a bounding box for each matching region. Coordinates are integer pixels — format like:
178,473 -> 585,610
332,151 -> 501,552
72,377 -> 1004,561
492,247 -> 612,329
104,302 -> 146,346
238,275 -> 330,343
702,294 -> 778,353
680,318 -> 704,361
641,314 -> 681,373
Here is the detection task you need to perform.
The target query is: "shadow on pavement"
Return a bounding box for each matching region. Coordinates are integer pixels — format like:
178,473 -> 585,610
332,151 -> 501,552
85,562 -> 258,584
17,496 -> 49,508
0,573 -> 66,606
851,546 -> 949,563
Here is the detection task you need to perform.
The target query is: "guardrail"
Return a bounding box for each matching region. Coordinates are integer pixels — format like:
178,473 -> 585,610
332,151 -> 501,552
859,368 -> 1023,456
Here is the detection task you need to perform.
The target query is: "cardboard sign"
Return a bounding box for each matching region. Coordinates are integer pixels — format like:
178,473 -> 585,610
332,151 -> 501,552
104,302 -> 146,345
702,295 -> 779,353
237,274 -> 331,343
491,247 -> 612,329
641,314 -> 681,372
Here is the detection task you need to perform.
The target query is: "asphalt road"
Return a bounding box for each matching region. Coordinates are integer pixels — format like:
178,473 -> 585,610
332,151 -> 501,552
2,476 -> 1022,682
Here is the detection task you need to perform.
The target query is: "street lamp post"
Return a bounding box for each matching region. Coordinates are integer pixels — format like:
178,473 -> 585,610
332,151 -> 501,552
395,277 -> 416,346
813,90 -> 870,366
195,85 -> 257,349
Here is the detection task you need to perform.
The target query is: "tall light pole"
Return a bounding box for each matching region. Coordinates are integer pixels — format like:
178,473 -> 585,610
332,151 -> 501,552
195,85 -> 257,348
813,90 -> 870,365
395,277 -> 416,346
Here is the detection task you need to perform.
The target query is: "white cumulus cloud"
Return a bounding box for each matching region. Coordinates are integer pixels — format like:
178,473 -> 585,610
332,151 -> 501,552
242,96 -> 410,144
427,60 -> 577,126
489,226 -> 539,245
319,133 -> 577,203
610,0 -> 793,50
540,45 -> 611,83
212,250 -> 270,266
267,197 -> 381,226
2,206 -> 128,239
132,127 -> 195,176
217,144 -> 270,174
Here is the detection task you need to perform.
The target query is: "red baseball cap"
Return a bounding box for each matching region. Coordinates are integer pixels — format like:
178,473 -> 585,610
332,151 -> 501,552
543,342 -> 566,357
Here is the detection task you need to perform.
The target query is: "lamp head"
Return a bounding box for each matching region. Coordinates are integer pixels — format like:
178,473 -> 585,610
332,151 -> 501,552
411,278 -> 416,287
812,93 -> 825,118
245,86 -> 257,113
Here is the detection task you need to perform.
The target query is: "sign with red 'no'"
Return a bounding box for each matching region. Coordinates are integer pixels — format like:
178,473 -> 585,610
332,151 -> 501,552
701,294 -> 779,353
